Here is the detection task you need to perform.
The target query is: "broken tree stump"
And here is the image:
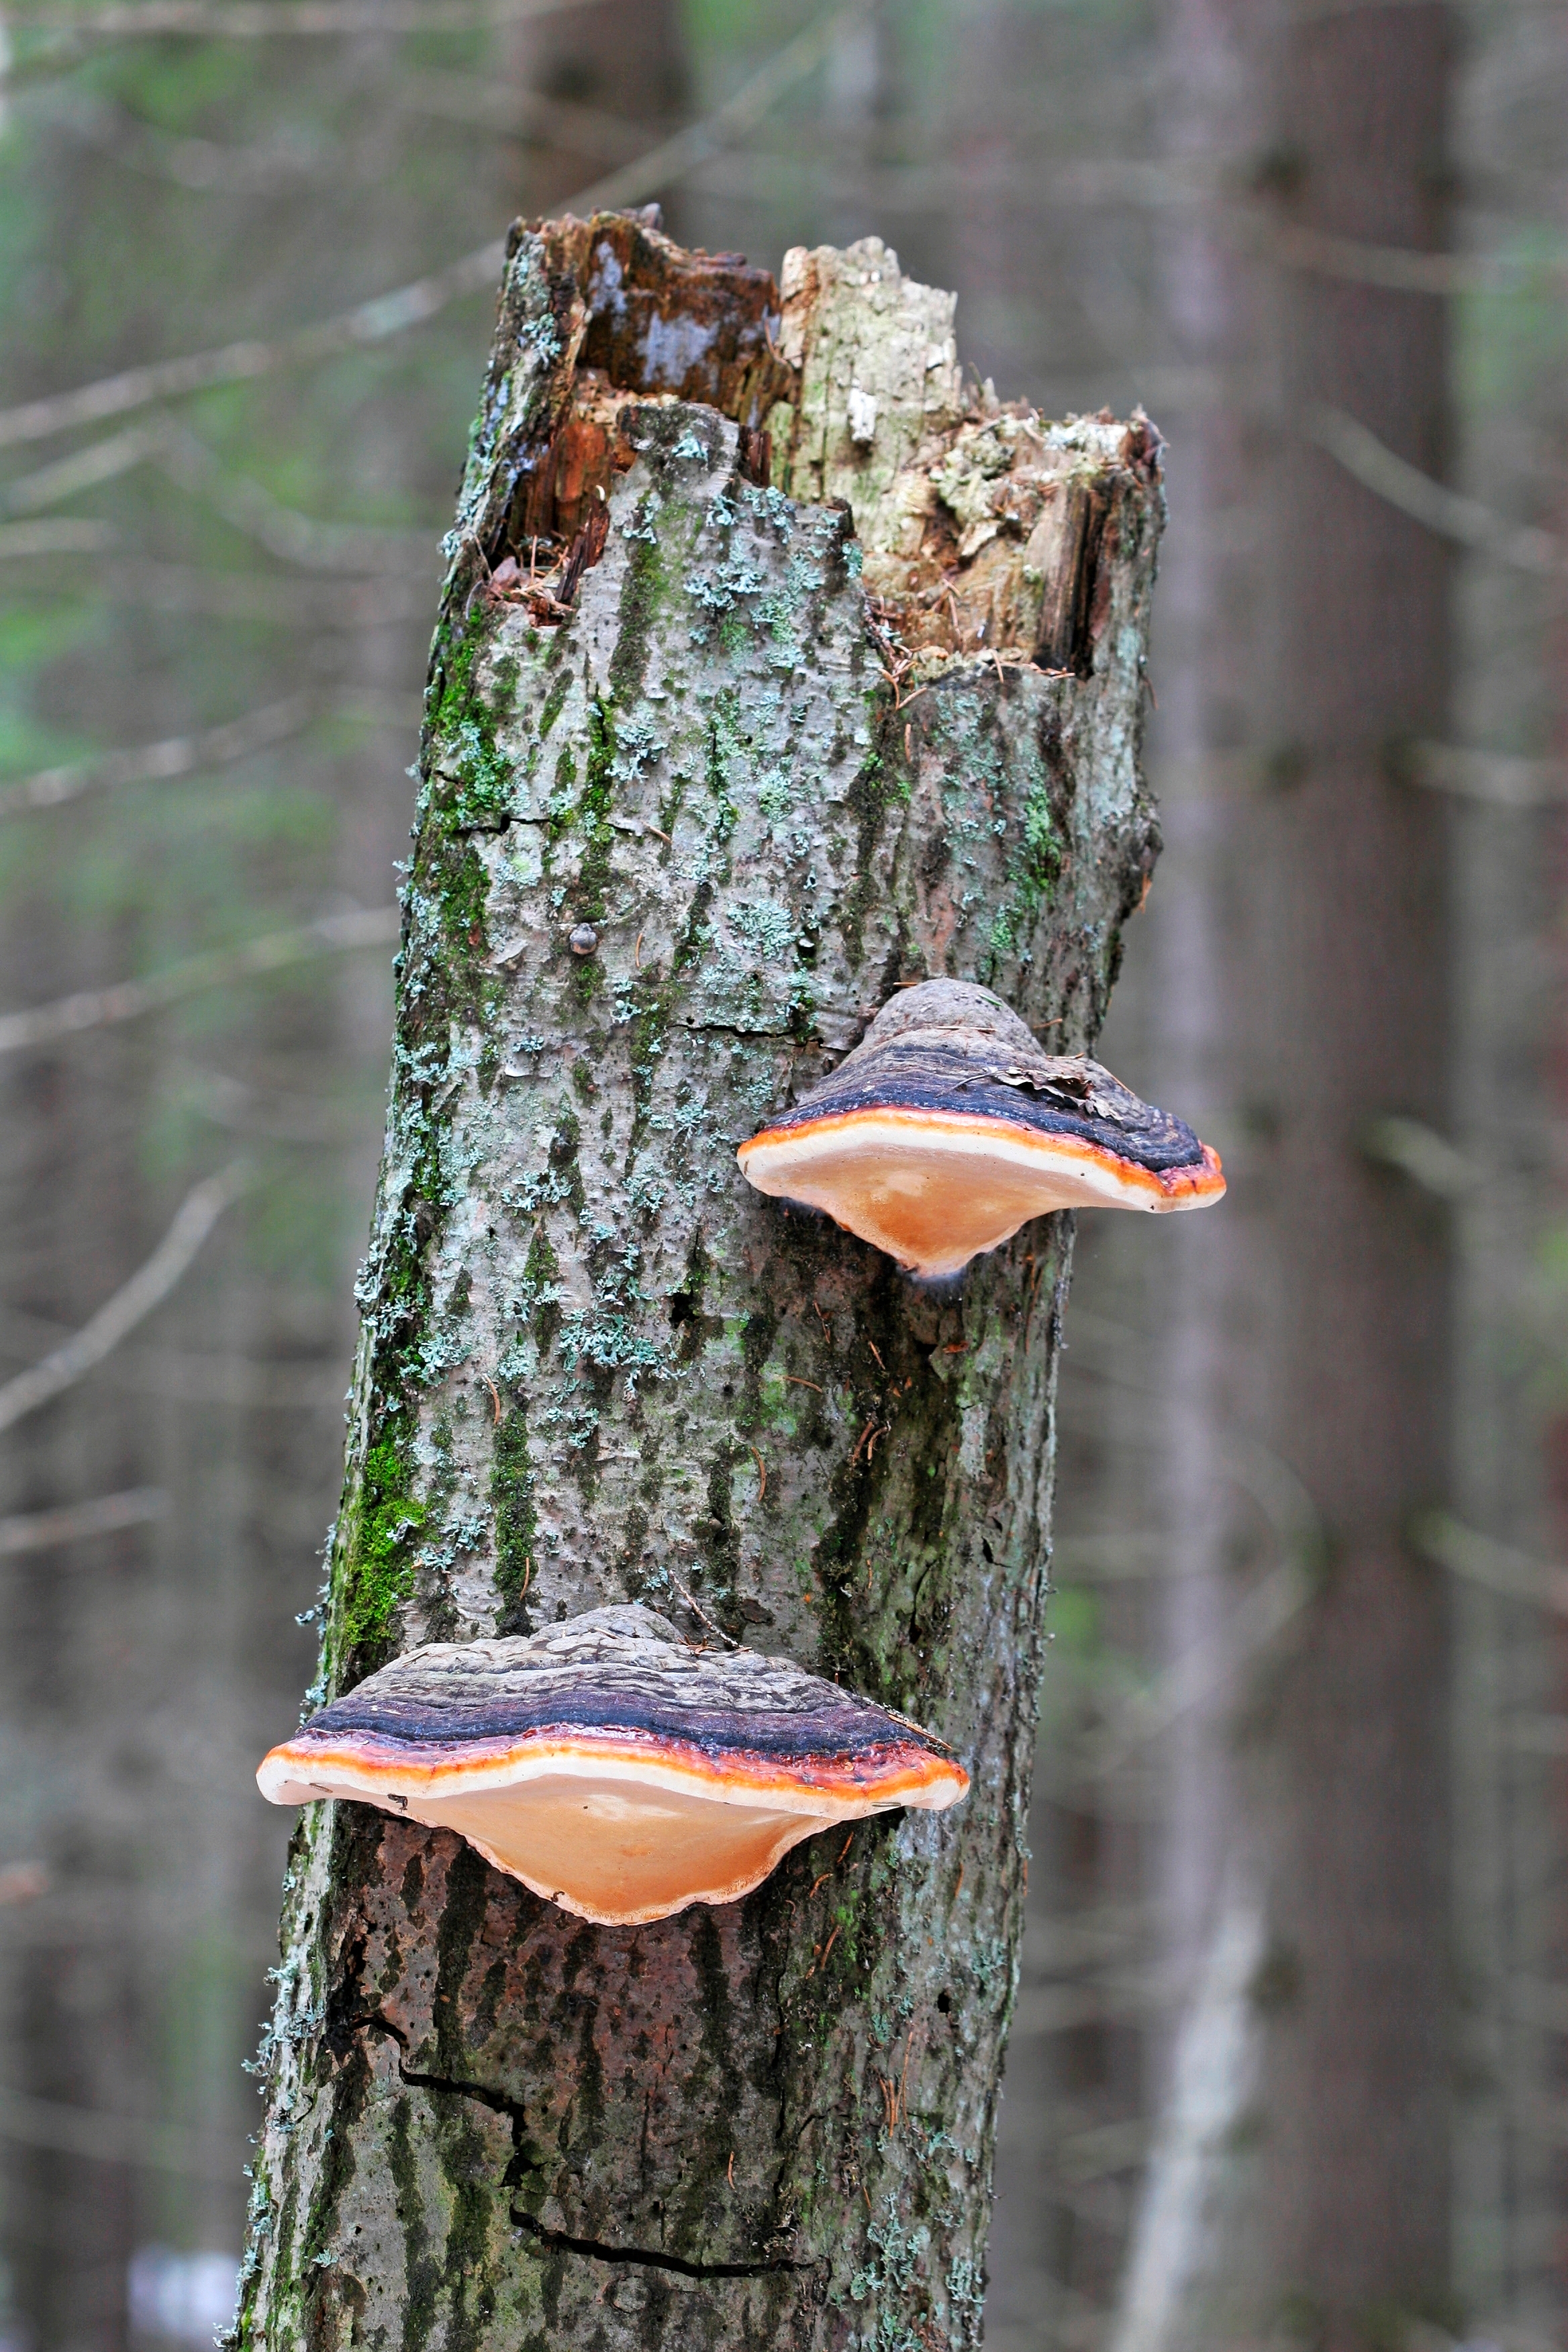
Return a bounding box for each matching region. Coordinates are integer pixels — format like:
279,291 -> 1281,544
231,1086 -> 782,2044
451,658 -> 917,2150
235,210 -> 1163,2352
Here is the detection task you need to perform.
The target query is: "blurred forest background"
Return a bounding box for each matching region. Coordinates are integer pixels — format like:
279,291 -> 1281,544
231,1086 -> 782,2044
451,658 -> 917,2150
0,0 -> 1563,2346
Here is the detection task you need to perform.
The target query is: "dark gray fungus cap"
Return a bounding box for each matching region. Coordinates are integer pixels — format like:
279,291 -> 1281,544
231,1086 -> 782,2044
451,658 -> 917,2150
258,1605 -> 967,1924
738,979 -> 1225,1277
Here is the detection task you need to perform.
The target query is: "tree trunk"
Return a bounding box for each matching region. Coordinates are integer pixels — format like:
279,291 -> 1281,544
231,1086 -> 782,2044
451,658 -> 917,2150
1244,10 -> 1455,2336
502,0 -> 688,218
234,215 -> 1164,2352
1117,6 -> 1457,2345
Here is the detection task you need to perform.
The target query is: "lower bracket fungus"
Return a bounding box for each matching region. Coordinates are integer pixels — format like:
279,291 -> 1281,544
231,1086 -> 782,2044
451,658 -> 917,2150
257,1605 -> 967,1925
738,978 -> 1225,1280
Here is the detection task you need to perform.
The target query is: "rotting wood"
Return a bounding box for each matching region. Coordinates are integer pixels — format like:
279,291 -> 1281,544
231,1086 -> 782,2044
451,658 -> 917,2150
234,208 -> 1163,2352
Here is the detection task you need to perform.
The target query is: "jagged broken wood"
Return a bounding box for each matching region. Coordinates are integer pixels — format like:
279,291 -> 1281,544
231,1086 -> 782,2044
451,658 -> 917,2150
236,210 -> 1164,2351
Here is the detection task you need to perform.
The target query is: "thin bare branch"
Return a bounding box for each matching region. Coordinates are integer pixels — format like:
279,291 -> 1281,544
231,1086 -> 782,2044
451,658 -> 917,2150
1414,1510 -> 1568,1618
0,422 -> 162,509
1293,0 -> 1567,17
0,243 -> 509,452
0,901 -> 399,1057
9,556 -> 435,626
1307,403 -> 1568,574
1051,1531 -> 1189,1583
60,60 -> 685,182
0,0 -> 861,450
21,67 -> 655,189
689,146 -> 1561,291
0,2084 -> 244,2176
0,1165 -> 248,1436
0,1487 -> 168,1555
395,68 -> 654,160
1,415 -> 436,571
0,518 -> 117,557
1406,740 -> 1568,807
0,692 -> 317,813
5,0 -> 591,42
182,1063 -> 367,1141
1360,1115 -> 1481,1199
1261,214 -> 1549,295
687,150 -> 1199,217
151,417 -> 436,569
0,1306 -> 345,1410
37,87 -> 366,191
512,0 -> 864,218
1063,1559 -> 1310,1784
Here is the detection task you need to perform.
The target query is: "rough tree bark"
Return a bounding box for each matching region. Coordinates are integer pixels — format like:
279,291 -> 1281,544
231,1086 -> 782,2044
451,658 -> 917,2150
234,213 -> 1164,2352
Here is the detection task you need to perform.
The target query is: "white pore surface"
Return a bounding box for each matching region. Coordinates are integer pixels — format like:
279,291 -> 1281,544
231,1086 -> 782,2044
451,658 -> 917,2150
260,1751 -> 842,1923
740,1116 -> 1177,1277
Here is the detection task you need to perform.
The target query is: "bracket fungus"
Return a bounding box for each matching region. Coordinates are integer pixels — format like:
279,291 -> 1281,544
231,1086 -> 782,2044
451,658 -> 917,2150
738,979 -> 1224,1281
258,1605 -> 967,1926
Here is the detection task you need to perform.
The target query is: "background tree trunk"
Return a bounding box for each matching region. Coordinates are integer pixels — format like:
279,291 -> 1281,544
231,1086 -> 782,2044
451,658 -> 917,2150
1114,7 -> 1458,2345
503,0 -> 688,218
235,219 -> 1165,2351
1238,9 -> 1455,2335
0,34 -> 460,2347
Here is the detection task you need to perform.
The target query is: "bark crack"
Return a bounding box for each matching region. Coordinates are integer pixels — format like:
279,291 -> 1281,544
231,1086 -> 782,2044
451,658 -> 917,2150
675,1021 -> 797,1041
354,2019 -> 809,2283
356,2014 -> 532,2130
508,2210 -> 809,2280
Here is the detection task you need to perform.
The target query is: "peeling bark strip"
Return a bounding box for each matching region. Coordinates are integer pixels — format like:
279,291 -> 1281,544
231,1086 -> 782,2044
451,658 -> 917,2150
236,212 -> 1163,2352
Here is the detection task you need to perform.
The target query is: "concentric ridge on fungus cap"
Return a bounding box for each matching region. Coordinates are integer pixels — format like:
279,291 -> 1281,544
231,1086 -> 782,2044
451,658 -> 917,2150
736,979 -> 1226,1279
765,979 -> 1210,1169
280,1604 -> 958,1763
257,1606 -> 968,1926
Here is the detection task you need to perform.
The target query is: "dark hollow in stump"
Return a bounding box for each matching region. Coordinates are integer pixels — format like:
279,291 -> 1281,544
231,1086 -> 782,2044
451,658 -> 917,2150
234,211 -> 1164,2352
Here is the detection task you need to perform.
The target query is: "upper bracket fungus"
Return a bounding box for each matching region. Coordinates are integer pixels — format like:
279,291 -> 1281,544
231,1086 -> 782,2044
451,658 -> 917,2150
738,979 -> 1224,1280
258,1605 -> 967,1926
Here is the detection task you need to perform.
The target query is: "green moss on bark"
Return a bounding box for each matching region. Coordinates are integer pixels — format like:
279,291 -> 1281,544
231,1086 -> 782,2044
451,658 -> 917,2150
338,1422 -> 430,1658
491,1404 -> 537,1636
